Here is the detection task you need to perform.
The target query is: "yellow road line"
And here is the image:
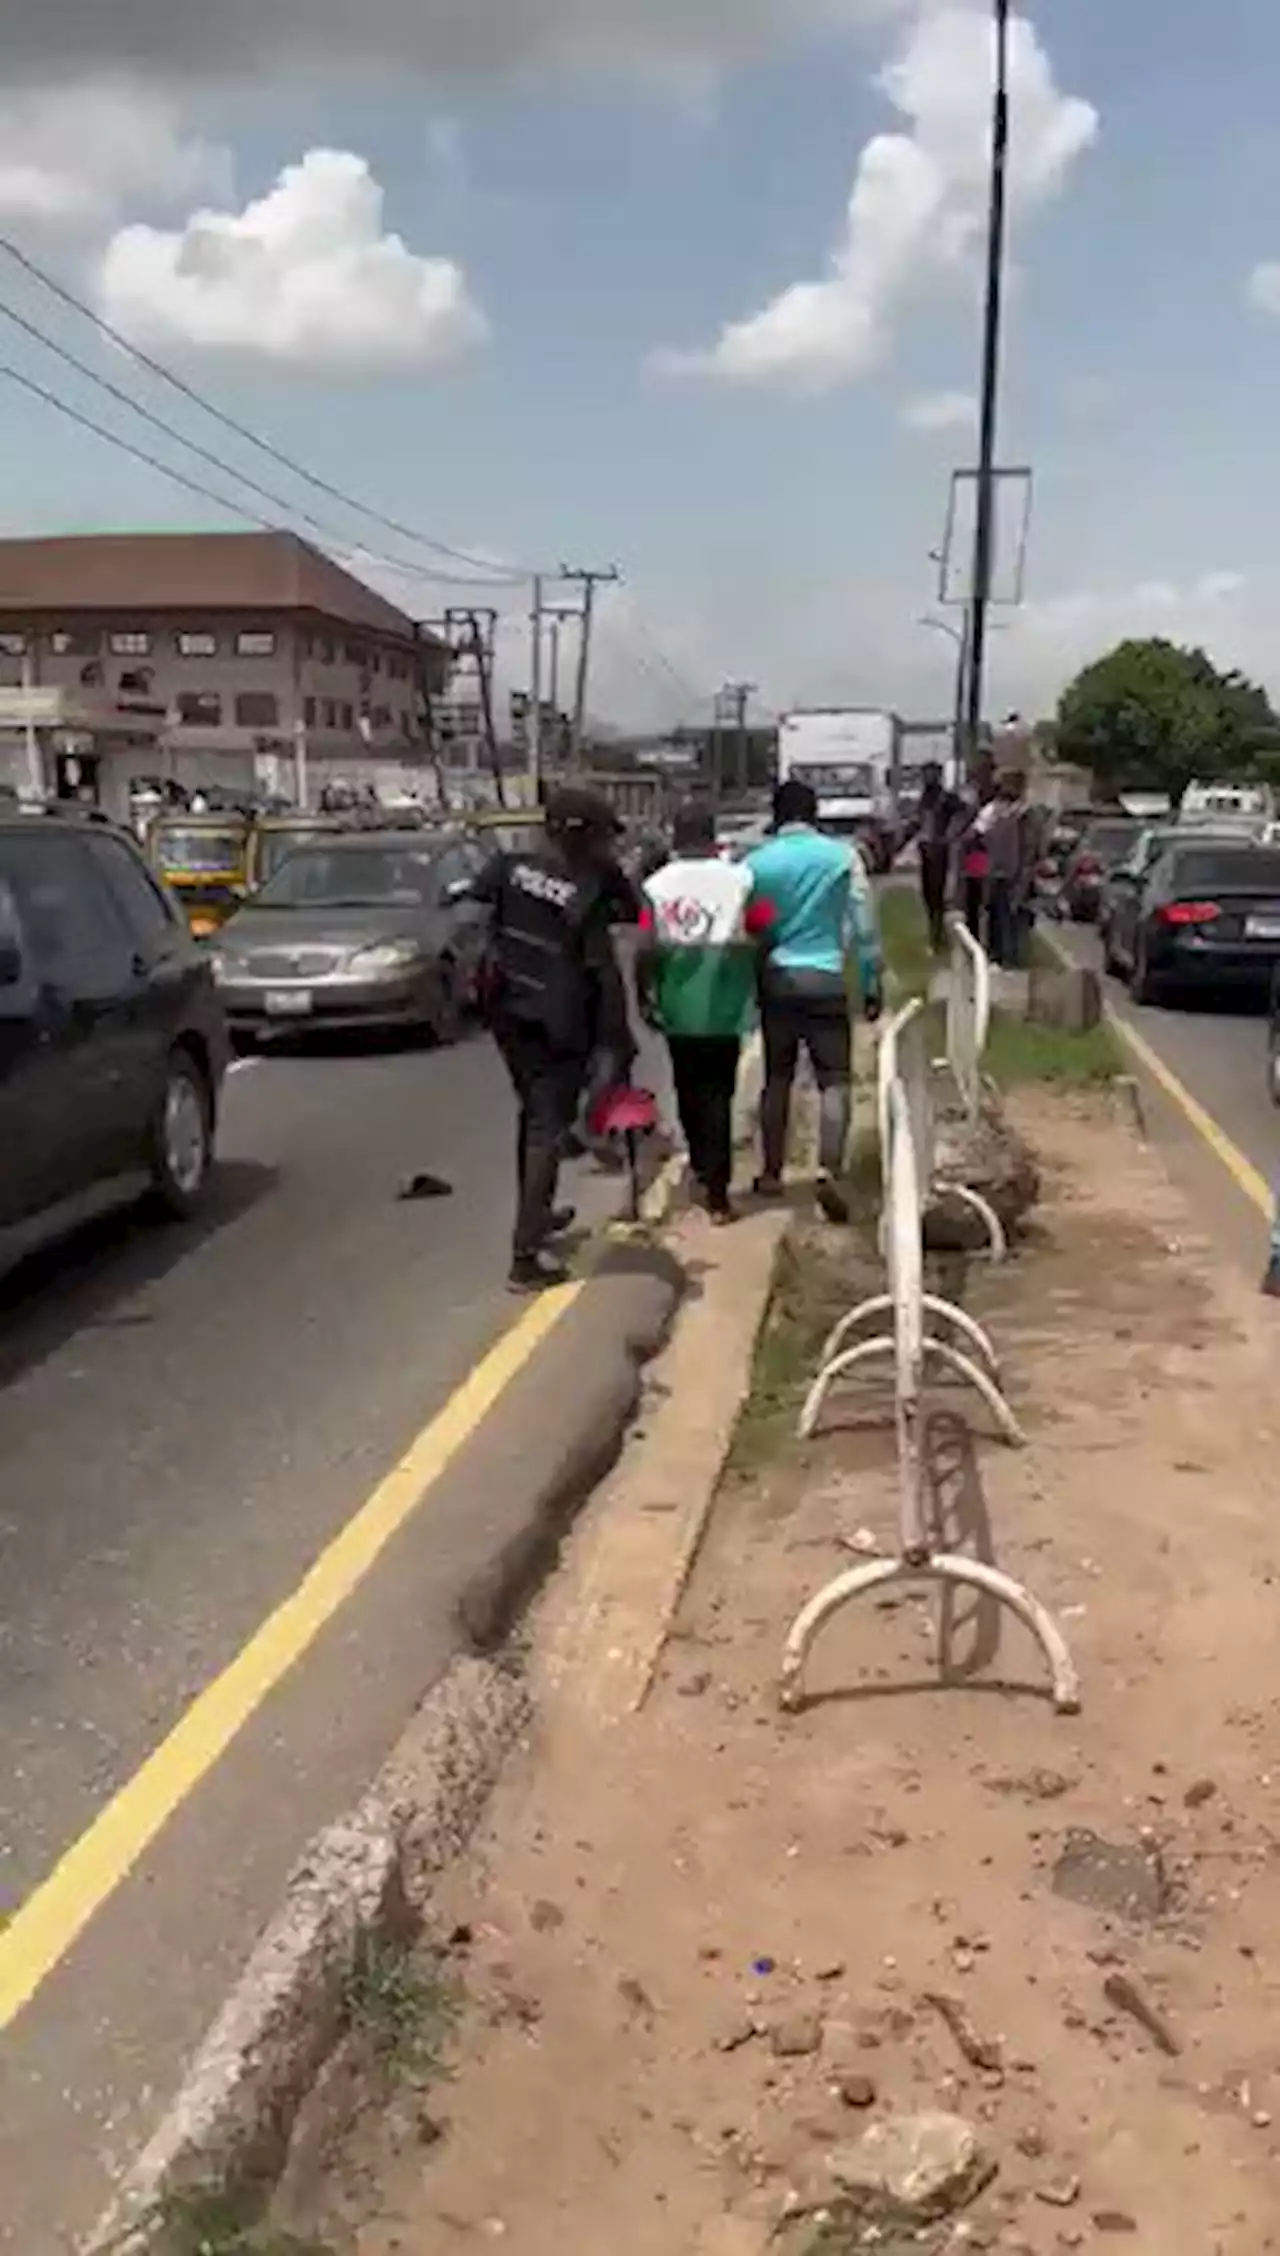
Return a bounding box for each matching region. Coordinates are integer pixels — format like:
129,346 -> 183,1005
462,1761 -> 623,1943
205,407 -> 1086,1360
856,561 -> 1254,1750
1106,1010 -> 1272,1216
1040,924 -> 1271,1217
0,1281 -> 582,2033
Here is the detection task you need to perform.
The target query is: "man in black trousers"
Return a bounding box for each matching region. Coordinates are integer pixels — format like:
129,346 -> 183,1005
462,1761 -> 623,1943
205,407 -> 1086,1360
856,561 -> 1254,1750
472,788 -> 635,1292
902,761 -> 966,952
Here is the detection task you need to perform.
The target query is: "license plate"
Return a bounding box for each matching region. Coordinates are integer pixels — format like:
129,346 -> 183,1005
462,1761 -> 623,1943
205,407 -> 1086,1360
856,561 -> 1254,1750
1246,918 -> 1280,940
264,989 -> 314,1016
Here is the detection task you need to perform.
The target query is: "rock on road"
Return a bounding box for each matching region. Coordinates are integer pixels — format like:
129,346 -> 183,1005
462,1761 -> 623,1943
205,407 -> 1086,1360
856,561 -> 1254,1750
0,1024 -> 663,2251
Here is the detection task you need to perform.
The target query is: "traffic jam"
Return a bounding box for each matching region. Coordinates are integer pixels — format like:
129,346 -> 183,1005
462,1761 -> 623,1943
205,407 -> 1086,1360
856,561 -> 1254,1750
0,792 -> 628,1282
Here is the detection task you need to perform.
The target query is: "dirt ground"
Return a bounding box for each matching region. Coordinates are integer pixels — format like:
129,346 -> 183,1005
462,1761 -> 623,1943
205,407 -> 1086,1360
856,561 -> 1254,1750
300,1088 -> 1280,2256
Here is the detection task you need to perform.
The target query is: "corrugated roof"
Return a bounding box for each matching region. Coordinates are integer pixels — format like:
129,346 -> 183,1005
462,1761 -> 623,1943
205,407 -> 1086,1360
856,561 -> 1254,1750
0,530 -> 431,643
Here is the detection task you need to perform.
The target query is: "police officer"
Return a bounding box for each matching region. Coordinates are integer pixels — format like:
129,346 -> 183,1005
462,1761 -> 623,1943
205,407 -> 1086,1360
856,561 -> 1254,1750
473,788 -> 636,1292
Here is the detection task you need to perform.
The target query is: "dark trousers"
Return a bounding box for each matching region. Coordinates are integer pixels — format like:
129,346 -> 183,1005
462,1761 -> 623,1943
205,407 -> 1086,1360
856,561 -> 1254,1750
668,1036 -> 740,1208
962,875 -> 987,945
492,1016 -> 588,1259
986,878 -> 1021,968
759,993 -> 852,1181
920,848 -> 950,952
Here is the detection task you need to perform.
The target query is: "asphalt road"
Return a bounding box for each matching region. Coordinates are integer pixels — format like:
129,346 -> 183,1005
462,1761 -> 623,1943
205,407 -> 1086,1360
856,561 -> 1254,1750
1051,915 -> 1275,1267
0,1017 -> 667,2249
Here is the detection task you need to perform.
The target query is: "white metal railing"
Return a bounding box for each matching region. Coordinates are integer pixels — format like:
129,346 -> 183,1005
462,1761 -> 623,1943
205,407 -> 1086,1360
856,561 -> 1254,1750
946,916 -> 991,1123
778,1003 -> 1080,1717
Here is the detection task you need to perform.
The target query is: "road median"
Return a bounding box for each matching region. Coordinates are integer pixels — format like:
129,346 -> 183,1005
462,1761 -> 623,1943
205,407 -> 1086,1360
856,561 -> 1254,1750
262,1078 -> 1280,2256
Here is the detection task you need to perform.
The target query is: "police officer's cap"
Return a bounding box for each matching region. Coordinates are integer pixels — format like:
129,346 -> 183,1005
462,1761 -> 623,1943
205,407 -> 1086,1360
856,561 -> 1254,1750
544,787 -> 622,840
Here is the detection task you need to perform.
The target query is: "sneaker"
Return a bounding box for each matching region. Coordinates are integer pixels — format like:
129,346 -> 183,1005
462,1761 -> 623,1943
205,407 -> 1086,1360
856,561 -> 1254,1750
752,1173 -> 784,1201
507,1252 -> 571,1295
815,1172 -> 850,1226
544,1205 -> 577,1237
708,1197 -> 736,1228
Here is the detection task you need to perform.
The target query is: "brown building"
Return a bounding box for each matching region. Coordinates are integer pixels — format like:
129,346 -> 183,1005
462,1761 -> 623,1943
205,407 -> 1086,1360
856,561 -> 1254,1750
0,529 -> 448,817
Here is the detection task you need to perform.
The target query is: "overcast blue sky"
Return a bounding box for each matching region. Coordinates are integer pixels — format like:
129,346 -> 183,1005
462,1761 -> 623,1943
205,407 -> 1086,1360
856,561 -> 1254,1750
2,0 -> 1279,725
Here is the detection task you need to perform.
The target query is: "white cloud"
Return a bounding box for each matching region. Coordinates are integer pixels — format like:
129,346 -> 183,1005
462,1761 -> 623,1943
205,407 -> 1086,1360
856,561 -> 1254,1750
97,149 -> 488,375
0,78 -> 228,227
900,387 -> 976,431
657,4 -> 1097,390
1247,261 -> 1280,316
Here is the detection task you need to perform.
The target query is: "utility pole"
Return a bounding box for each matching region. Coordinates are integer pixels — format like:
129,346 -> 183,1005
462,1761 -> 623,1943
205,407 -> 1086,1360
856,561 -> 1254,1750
463,610 -> 506,810
558,564 -> 620,770
964,0 -> 1011,781
715,681 -> 756,801
529,574 -> 545,805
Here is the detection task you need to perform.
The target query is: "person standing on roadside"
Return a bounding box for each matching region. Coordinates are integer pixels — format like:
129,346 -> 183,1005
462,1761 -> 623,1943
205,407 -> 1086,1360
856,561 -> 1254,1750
747,778 -> 883,1225
636,802 -> 775,1224
984,768 -> 1038,968
901,760 -> 966,952
472,788 -> 636,1293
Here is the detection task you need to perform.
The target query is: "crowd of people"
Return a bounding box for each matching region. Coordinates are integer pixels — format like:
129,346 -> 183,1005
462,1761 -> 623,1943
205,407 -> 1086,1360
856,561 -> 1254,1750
468,778 -> 882,1290
903,760 -> 1043,969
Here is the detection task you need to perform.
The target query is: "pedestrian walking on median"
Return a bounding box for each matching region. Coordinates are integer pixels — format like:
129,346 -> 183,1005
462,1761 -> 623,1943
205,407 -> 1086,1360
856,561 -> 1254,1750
472,787 -> 636,1294
636,801 -> 775,1224
746,778 -> 883,1225
901,760 -> 967,952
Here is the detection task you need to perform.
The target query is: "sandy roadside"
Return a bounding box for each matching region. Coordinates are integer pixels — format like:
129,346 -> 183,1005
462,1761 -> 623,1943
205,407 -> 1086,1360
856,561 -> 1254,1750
290,1086 -> 1280,2256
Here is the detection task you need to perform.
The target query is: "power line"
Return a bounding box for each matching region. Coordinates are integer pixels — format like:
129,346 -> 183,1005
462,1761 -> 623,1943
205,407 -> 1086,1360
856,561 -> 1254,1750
0,231 -> 530,582
0,354 -> 525,593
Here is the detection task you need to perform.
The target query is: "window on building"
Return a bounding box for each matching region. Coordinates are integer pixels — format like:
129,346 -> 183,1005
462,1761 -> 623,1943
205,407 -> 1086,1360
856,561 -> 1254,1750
319,636 -> 335,665
344,640 -> 363,666
403,710 -> 416,738
323,699 -> 337,728
49,628 -> 100,658
0,632 -> 28,656
235,629 -> 276,657
304,696 -> 318,728
109,629 -> 151,656
176,630 -> 218,657
176,690 -> 222,726
373,704 -> 391,731
339,701 -> 354,730
235,690 -> 280,729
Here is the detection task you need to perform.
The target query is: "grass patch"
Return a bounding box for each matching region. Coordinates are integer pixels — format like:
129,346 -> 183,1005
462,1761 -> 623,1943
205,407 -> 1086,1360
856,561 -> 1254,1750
878,886 -> 934,1002
146,2187 -> 331,2256
343,1931 -> 460,2081
727,1236 -> 845,1475
984,1007 -> 1120,1088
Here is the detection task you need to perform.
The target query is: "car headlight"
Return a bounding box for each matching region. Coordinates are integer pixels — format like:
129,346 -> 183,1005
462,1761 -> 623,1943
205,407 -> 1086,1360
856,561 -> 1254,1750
346,940 -> 422,977
209,950 -> 240,982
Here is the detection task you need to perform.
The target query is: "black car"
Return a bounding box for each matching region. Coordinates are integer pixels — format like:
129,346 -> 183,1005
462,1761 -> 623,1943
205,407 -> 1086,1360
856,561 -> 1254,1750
0,814 -> 229,1272
212,828 -> 493,1042
1103,837 -> 1280,1004
1059,818 -> 1142,922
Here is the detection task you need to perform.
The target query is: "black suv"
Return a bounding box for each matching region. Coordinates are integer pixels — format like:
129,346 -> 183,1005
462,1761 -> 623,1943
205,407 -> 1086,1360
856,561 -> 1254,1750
0,815 -> 230,1271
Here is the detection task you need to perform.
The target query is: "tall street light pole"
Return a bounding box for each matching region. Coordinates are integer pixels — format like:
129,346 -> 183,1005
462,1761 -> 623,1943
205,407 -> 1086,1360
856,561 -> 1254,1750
964,0 -> 1011,784
919,614 -> 970,781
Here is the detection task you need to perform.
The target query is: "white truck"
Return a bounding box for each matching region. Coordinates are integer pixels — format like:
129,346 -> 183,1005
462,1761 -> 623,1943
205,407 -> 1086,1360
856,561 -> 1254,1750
776,706 -> 902,871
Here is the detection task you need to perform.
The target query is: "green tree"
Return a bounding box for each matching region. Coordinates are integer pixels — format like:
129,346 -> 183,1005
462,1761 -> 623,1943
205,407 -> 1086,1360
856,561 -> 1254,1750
1056,637 -> 1280,798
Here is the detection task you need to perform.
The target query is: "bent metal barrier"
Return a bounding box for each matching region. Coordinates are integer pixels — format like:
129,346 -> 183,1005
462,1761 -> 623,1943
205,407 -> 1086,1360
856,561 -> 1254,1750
780,996 -> 1081,1717
946,914 -> 990,1124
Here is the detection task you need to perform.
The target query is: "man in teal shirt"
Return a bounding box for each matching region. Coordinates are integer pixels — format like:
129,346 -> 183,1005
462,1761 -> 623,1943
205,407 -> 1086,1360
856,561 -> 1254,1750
748,778 -> 883,1222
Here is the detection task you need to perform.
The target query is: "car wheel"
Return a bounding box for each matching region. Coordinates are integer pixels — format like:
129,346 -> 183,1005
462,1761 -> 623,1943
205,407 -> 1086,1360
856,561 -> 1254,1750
1130,934 -> 1164,1007
148,1049 -> 214,1217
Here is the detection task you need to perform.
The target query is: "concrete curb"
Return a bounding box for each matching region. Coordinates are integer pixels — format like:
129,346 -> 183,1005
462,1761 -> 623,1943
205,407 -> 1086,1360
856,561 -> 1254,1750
84,1245 -> 684,2255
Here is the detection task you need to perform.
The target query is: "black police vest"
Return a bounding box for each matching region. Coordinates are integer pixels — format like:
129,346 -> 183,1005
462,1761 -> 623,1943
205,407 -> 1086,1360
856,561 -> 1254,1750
489,852 -> 604,1048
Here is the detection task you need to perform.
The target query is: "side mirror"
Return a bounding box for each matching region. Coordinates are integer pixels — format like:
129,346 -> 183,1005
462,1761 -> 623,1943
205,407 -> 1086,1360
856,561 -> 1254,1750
443,878 -> 473,905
